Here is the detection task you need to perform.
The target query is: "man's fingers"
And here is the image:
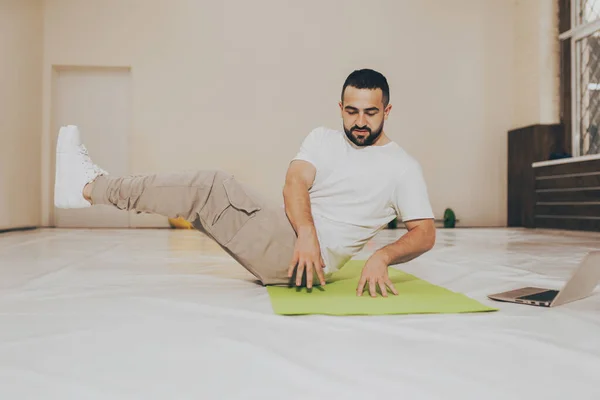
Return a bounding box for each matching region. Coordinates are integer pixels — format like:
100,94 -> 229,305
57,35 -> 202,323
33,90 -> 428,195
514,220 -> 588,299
290,256 -> 327,288
356,276 -> 396,297
295,260 -> 305,286
315,259 -> 326,285
369,279 -> 377,298
356,276 -> 367,296
385,278 -> 399,295
306,261 -> 314,289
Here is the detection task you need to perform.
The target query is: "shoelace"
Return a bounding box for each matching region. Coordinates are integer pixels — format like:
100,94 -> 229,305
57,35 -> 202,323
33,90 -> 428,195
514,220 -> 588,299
77,144 -> 106,176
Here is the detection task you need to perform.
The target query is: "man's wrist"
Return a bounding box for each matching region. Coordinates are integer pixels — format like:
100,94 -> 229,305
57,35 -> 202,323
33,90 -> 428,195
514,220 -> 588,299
297,224 -> 316,237
374,247 -> 393,265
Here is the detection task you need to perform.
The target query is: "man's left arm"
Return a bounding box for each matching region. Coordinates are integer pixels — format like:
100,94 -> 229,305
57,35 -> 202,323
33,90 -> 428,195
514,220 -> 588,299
356,161 -> 436,297
356,218 -> 436,297
374,218 -> 436,266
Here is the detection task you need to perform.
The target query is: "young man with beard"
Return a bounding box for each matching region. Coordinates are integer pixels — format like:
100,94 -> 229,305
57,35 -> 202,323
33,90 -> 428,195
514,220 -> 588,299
54,68 -> 436,297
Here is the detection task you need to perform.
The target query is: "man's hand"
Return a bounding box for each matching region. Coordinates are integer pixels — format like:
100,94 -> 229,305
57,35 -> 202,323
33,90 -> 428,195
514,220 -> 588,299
357,218 -> 435,297
356,252 -> 398,297
287,227 -> 326,288
283,160 -> 326,289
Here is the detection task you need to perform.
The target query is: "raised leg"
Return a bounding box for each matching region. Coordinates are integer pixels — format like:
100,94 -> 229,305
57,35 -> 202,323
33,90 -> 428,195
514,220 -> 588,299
54,125 -> 296,285
90,171 -> 297,285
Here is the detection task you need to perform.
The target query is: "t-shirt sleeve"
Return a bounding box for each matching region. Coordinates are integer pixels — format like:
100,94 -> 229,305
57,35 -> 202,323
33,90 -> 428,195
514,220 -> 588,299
393,162 -> 435,222
291,127 -> 325,168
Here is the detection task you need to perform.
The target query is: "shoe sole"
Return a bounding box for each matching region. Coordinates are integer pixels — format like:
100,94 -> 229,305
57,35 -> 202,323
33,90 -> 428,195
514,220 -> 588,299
54,126 -> 85,209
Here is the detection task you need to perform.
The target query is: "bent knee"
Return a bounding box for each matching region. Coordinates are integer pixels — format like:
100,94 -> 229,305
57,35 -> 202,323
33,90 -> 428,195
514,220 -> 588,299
210,169 -> 235,186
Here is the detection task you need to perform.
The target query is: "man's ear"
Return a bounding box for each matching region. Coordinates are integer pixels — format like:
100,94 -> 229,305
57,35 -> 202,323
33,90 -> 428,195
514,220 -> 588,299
384,104 -> 392,120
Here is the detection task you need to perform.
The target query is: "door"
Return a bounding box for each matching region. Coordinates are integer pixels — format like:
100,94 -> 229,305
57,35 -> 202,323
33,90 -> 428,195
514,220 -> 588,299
52,67 -> 132,228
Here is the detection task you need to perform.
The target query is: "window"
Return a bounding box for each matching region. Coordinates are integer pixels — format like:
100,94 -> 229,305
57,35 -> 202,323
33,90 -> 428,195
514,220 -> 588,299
561,0 -> 600,156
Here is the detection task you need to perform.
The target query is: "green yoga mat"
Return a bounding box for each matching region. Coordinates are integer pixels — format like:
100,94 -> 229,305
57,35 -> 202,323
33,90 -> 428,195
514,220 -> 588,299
267,260 -> 498,315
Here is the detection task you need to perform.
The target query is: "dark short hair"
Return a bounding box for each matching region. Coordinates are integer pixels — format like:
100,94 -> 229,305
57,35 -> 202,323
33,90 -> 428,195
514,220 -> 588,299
341,69 -> 390,106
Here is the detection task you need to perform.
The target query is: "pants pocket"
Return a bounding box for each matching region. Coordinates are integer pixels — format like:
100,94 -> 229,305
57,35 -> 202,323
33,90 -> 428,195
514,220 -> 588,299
224,206 -> 296,285
208,177 -> 261,245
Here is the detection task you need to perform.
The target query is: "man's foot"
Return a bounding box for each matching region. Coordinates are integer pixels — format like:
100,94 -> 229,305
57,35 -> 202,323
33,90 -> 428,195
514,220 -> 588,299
54,125 -> 108,209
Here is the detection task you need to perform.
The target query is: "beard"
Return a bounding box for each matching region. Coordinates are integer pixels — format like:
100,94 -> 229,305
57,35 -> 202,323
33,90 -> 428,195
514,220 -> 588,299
343,121 -> 384,147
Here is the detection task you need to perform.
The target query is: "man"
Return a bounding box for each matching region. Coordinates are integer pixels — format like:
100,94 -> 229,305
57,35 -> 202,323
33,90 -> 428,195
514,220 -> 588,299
55,68 -> 436,297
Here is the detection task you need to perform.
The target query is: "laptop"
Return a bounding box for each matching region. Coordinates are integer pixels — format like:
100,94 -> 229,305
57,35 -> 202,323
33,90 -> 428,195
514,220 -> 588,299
488,251 -> 600,307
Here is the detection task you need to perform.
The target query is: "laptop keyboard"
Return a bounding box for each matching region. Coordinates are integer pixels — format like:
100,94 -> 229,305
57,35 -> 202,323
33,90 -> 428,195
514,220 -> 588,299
518,290 -> 559,302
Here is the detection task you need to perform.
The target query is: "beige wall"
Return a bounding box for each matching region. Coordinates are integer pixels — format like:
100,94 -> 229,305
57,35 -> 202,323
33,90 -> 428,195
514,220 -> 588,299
0,0 -> 43,230
39,0 -> 531,227
513,0 -> 560,128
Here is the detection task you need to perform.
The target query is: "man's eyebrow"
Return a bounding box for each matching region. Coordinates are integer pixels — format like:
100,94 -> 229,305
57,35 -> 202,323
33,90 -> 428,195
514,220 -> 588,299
344,106 -> 380,112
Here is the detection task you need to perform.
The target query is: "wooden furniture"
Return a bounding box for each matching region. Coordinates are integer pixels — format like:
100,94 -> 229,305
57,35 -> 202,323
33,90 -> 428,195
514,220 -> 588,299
507,124 -> 563,228
532,154 -> 600,232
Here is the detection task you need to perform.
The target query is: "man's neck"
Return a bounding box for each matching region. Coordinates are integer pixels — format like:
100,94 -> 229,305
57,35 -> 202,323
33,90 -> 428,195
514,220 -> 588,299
372,132 -> 391,146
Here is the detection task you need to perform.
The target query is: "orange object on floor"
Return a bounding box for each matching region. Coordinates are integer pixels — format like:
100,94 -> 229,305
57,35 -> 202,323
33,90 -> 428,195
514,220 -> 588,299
168,217 -> 193,229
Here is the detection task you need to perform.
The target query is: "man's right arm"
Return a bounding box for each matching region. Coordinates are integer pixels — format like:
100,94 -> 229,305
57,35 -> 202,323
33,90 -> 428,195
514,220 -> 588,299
283,160 -> 316,235
283,160 -> 326,287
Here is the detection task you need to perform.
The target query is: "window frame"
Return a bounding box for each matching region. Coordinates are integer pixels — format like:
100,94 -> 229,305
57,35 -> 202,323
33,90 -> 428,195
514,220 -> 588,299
559,0 -> 600,156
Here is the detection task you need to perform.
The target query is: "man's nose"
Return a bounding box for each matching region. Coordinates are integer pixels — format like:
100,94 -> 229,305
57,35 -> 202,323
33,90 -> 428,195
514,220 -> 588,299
356,113 -> 367,127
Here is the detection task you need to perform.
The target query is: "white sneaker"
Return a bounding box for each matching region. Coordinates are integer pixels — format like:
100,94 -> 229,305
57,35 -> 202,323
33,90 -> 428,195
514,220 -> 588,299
54,125 -> 108,208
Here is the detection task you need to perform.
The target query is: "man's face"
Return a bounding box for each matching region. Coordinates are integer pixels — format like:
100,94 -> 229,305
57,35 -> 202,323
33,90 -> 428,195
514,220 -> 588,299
339,86 -> 391,147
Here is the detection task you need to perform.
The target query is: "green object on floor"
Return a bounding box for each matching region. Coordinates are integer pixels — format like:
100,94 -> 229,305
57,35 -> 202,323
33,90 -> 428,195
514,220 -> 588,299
267,260 -> 497,315
444,208 -> 456,228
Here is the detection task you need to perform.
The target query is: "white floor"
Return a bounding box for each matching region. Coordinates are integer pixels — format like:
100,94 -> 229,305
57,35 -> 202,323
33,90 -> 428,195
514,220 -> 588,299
1,227 -> 600,399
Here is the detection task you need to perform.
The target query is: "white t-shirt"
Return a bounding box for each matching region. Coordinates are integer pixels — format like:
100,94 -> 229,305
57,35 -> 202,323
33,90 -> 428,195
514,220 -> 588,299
291,126 -> 434,273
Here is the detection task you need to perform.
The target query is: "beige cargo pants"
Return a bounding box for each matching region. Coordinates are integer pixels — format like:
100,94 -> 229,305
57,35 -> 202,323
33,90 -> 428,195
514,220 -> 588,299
91,170 -> 296,285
